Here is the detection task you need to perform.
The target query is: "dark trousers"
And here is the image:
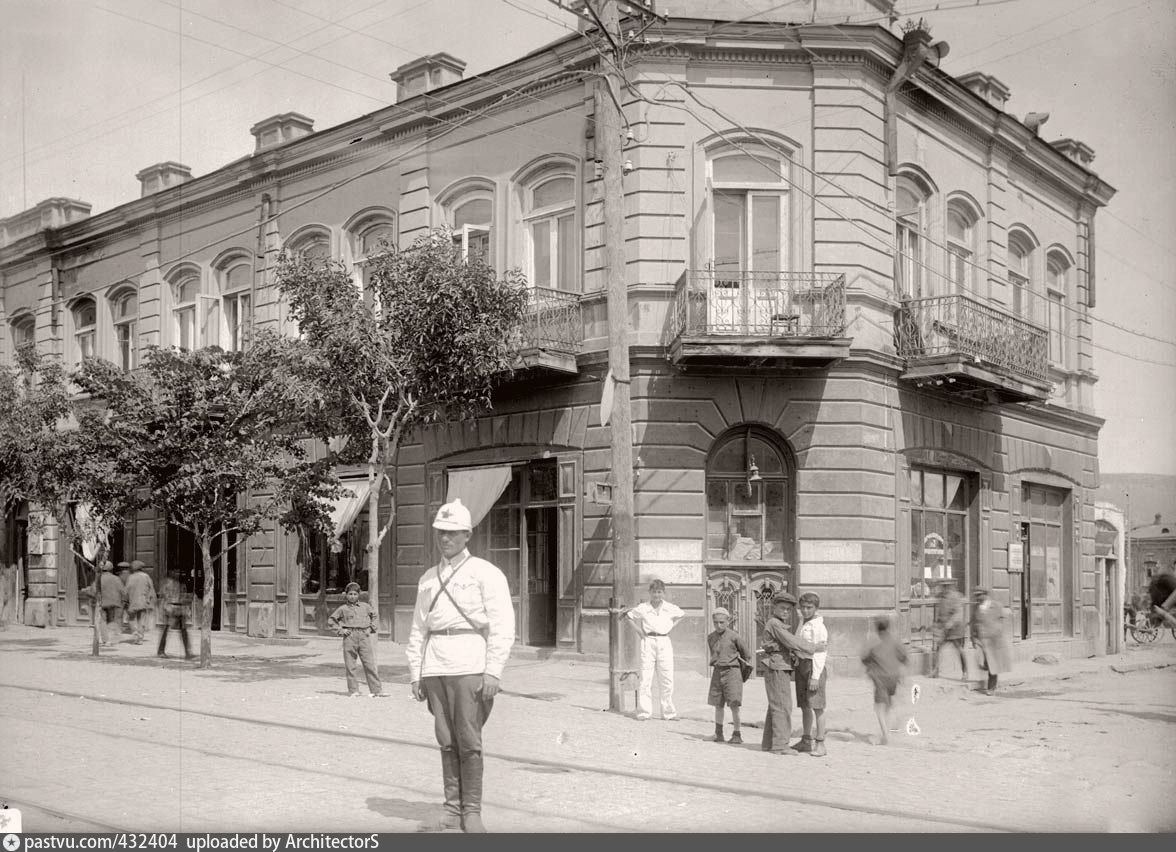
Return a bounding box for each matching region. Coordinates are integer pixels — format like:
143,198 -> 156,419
157,611 -> 191,657
761,668 -> 794,752
342,630 -> 382,695
422,675 -> 494,816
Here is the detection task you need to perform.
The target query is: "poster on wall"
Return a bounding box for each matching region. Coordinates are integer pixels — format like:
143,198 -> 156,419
1008,541 -> 1024,573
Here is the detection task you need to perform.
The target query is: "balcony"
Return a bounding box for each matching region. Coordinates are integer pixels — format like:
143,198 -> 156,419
513,287 -> 582,375
667,270 -> 851,368
895,293 -> 1051,403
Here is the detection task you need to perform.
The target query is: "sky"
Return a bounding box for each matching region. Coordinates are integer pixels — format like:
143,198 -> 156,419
1,0 -> 1174,475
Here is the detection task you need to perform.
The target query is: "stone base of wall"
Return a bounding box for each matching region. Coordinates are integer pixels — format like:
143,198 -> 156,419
24,599 -> 55,628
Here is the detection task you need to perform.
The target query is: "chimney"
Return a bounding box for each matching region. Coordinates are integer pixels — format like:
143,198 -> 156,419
0,198 -> 91,247
390,53 -> 466,103
1049,138 -> 1095,167
250,113 -> 315,153
956,71 -> 1011,110
136,162 -> 193,197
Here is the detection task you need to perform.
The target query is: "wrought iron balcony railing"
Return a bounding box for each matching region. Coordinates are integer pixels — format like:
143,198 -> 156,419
670,270 -> 847,341
518,286 -> 582,356
895,293 -> 1049,385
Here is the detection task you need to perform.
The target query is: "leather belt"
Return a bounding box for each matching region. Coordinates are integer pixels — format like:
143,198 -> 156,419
429,627 -> 485,636
645,632 -> 669,637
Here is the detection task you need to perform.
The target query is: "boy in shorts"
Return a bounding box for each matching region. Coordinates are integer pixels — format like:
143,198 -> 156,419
706,607 -> 751,743
792,592 -> 829,757
861,614 -> 908,745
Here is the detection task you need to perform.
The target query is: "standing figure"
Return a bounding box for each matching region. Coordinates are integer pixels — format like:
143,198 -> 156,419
706,606 -> 751,744
96,561 -> 126,646
793,592 -> 829,757
861,614 -> 908,744
157,569 -> 193,660
971,588 -> 1012,695
932,579 -> 968,679
117,563 -> 134,634
124,561 -> 156,644
759,592 -> 815,756
328,581 -> 385,697
407,499 -> 515,834
624,579 -> 684,721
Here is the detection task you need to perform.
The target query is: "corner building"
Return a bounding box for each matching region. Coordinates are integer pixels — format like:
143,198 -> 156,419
0,0 -> 1116,674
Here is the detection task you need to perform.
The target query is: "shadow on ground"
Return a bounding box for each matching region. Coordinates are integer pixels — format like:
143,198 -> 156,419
365,796 -> 433,824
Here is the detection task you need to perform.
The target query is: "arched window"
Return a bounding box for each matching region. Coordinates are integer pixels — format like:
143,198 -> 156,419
895,175 -> 932,299
347,213 -> 397,297
709,146 -> 790,279
110,287 -> 138,369
945,200 -> 979,292
70,297 -> 97,364
706,427 -> 792,564
1046,251 -> 1071,366
440,182 -> 494,265
170,270 -> 200,351
214,256 -> 252,351
524,170 -> 576,290
287,228 -> 332,262
10,314 -> 35,352
1007,229 -> 1036,321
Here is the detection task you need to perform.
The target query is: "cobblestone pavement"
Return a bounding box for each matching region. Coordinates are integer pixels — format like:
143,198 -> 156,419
0,625 -> 1173,833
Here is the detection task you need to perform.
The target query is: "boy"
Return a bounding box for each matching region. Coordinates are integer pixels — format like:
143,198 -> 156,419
793,591 -> 828,757
760,592 -> 816,755
328,581 -> 385,697
706,607 -> 751,744
624,579 -> 684,720
861,614 -> 907,745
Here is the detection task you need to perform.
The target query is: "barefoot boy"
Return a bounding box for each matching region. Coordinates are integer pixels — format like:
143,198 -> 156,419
861,615 -> 907,745
706,607 -> 751,744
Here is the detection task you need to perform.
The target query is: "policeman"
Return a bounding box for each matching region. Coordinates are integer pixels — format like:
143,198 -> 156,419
760,591 -> 815,755
407,498 -> 515,833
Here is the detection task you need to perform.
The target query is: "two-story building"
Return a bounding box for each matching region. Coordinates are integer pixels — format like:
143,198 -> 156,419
0,0 -> 1116,672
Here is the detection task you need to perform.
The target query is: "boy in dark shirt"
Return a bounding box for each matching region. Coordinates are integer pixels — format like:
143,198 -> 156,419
861,614 -> 908,745
327,581 -> 385,697
706,607 -> 751,744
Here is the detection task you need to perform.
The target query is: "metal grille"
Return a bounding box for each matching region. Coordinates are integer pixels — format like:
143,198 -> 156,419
895,293 -> 1049,385
711,576 -> 741,635
671,270 -> 847,341
519,286 -> 583,355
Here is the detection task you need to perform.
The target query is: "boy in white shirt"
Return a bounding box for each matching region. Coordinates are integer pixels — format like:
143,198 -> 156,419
793,591 -> 829,757
624,579 -> 684,720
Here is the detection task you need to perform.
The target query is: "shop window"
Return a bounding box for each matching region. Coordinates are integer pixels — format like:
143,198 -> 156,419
1020,483 -> 1071,635
706,428 -> 791,563
908,467 -> 972,601
299,509 -> 370,596
110,288 -> 137,369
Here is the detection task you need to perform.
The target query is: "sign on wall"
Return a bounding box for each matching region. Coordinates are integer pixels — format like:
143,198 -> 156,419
1008,541 -> 1024,574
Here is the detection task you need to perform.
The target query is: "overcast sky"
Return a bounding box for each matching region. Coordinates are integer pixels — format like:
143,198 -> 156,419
1,0 -> 1173,475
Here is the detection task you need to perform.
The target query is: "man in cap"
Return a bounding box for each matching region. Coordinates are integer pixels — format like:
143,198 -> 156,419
407,498 -> 515,833
759,591 -> 816,755
96,561 -> 126,646
124,560 -> 157,645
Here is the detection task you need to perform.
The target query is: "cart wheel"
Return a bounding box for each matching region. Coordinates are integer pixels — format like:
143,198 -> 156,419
1129,623 -> 1159,643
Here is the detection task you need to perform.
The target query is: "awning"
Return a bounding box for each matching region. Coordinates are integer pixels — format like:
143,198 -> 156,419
446,465 -> 513,529
73,503 -> 108,562
330,478 -> 373,539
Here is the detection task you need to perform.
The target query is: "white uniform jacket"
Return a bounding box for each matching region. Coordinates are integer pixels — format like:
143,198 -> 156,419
626,600 -> 683,637
406,550 -> 515,681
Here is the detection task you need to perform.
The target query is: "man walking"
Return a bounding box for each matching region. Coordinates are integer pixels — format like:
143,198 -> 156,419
931,579 -> 967,679
96,561 -> 125,646
407,499 -> 515,834
124,561 -> 156,644
760,592 -> 815,756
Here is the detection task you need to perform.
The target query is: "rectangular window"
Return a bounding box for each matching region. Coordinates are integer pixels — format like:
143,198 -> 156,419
706,479 -> 786,562
174,307 -> 195,351
1047,291 -> 1065,365
225,293 -> 251,352
1020,483 -> 1071,635
948,246 -> 970,290
907,467 -> 973,647
1009,272 -> 1027,319
115,321 -> 136,370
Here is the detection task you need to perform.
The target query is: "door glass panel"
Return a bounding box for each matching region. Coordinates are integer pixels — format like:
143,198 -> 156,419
531,220 -> 551,287
713,191 -> 745,275
528,461 -> 558,502
751,195 -> 780,272
945,474 -> 967,510
557,213 -> 576,291
924,473 -> 944,508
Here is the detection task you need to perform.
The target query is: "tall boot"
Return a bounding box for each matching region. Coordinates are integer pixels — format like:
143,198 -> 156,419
460,751 -> 486,833
418,750 -> 463,832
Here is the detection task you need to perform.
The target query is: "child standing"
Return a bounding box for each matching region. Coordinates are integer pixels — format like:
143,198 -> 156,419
706,607 -> 751,744
624,579 -> 684,720
793,592 -> 829,757
328,581 -> 385,697
860,614 -> 908,745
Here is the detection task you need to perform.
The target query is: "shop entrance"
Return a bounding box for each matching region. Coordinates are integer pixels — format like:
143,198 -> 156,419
167,524 -> 221,631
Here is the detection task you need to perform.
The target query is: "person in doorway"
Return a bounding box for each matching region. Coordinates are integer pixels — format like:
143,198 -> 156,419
96,561 -> 125,646
861,614 -> 908,745
328,581 -> 384,697
932,579 -> 968,679
792,592 -> 829,757
407,499 -> 515,834
971,588 -> 1012,695
624,579 -> 685,721
124,561 -> 156,644
706,606 -> 750,744
157,569 -> 193,660
759,592 -> 815,755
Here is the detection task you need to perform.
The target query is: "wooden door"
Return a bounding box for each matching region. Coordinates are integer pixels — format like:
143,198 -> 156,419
525,506 -> 557,646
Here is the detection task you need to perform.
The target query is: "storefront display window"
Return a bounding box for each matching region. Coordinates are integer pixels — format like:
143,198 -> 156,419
706,429 -> 790,563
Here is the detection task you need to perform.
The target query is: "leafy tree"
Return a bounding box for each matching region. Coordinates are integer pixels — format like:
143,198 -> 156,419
276,229 -> 529,620
74,336 -> 339,667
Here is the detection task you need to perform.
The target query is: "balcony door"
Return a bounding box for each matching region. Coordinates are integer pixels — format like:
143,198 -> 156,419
713,190 -> 786,333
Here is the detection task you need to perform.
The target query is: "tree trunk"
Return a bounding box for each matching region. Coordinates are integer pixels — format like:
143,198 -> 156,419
366,469 -> 380,640
198,529 -> 215,668
92,563 -> 100,657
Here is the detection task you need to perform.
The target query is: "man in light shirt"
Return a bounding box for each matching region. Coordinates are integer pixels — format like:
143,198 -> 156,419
408,498 -> 515,833
624,578 -> 684,721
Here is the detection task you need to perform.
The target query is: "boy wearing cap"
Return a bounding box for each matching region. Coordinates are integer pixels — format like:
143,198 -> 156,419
96,561 -> 125,646
408,498 -> 515,834
328,581 -> 384,697
759,591 -> 816,755
124,561 -> 156,644
623,579 -> 685,721
793,591 -> 829,757
706,607 -> 750,743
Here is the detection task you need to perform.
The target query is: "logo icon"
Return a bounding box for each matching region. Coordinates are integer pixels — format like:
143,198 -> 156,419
3,832 -> 22,851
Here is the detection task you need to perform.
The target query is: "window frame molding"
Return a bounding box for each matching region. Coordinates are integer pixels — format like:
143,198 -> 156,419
944,192 -> 983,295
894,168 -> 938,300
1007,225 -> 1040,324
9,310 -> 36,355
108,284 -> 139,370
437,177 -> 497,268
511,156 -> 581,292
284,224 -> 334,262
163,262 -> 205,352
1045,246 -> 1075,368
211,249 -> 255,352
66,294 -> 99,366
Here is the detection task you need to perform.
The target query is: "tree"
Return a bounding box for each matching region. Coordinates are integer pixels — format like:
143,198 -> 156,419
276,229 -> 529,621
74,336 -> 339,667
